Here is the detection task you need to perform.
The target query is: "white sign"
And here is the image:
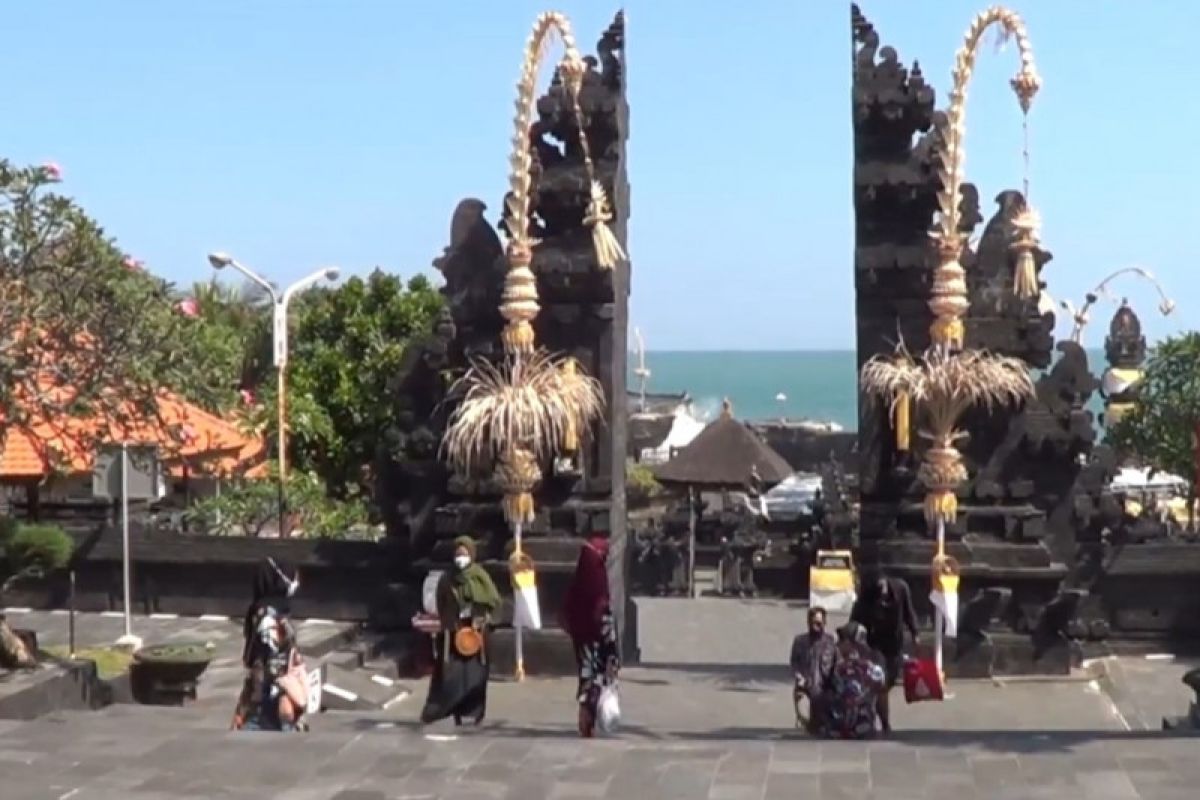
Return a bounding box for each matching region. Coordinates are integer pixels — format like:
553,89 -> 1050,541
306,664 -> 323,715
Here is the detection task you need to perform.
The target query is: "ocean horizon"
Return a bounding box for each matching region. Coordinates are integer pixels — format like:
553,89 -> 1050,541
630,349 -> 1107,429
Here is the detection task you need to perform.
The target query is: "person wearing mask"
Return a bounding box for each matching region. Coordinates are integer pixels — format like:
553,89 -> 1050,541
850,572 -> 919,733
420,536 -> 501,726
789,606 -> 836,734
232,558 -> 309,731
560,534 -> 620,738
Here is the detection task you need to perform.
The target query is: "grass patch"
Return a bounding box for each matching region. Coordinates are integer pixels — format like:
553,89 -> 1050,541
44,645 -> 136,679
134,642 -> 214,664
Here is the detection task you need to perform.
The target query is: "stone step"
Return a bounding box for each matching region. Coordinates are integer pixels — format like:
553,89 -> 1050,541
488,628 -> 576,677
319,663 -> 411,712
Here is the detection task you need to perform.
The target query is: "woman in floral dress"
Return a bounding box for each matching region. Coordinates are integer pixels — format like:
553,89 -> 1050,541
232,558 -> 309,732
822,621 -> 886,739
560,534 -> 620,737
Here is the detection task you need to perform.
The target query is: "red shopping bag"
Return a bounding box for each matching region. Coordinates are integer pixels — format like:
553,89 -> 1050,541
902,657 -> 944,703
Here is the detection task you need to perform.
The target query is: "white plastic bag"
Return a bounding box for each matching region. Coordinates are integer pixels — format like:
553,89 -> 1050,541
596,682 -> 621,734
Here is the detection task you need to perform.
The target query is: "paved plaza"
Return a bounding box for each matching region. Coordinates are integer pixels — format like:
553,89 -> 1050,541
2,605 -> 1199,798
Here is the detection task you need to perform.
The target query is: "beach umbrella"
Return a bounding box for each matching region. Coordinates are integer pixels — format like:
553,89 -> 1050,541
440,11 -> 621,680
653,399 -> 792,597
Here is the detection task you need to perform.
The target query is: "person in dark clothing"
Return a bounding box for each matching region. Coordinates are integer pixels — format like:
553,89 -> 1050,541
420,536 -> 501,727
850,573 -> 919,733
560,534 -> 620,738
789,606 -> 836,733
233,558 -> 308,731
823,621 -> 887,739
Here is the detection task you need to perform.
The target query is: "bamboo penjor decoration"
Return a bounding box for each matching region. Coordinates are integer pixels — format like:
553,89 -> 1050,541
861,346 -> 1034,526
504,14 -> 625,358
864,6 -> 1040,529
442,11 -> 610,529
931,6 -> 1042,350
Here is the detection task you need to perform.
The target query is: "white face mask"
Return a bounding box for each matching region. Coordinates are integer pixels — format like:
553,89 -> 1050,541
453,555 -> 471,570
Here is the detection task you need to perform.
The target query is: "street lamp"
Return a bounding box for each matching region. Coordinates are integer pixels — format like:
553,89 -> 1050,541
1057,266 -> 1175,346
207,252 -> 340,535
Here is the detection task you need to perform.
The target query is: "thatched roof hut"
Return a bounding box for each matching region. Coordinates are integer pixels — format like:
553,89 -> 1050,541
654,400 -> 793,489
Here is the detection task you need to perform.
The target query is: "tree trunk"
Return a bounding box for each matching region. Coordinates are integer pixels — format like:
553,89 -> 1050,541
1189,489 -> 1196,535
0,616 -> 35,669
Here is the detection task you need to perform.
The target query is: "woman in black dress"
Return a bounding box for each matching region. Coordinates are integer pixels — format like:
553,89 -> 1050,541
420,536 -> 501,726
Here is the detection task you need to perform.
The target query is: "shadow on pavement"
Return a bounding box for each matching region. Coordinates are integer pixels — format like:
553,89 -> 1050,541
346,716 -> 1200,751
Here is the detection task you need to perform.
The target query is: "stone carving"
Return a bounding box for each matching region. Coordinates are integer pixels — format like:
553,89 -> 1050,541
853,4 -> 1200,662
374,200 -> 504,560
1099,302 -> 1147,430
851,5 -> 1102,659
376,15 -> 630,663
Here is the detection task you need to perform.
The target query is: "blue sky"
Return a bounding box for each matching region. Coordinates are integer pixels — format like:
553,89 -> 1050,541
4,1 -> 1194,350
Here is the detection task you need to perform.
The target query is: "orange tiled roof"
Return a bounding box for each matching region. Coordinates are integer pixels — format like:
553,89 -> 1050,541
0,389 -> 267,481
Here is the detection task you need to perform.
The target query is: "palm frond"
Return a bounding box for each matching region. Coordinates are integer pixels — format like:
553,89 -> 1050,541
440,349 -> 605,475
860,354 -> 920,408
861,346 -> 1034,442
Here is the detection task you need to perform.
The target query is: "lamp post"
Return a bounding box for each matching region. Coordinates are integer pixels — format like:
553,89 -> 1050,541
1058,267 -> 1175,346
207,252 -> 339,535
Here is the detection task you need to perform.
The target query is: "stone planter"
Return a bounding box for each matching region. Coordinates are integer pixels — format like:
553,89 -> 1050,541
130,642 -> 213,706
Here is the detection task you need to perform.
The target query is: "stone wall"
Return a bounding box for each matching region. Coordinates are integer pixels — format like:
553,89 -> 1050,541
3,525 -> 398,623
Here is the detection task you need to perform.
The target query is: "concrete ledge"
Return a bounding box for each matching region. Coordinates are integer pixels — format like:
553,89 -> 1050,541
0,660 -> 109,720
943,633 -> 1074,678
488,628 -> 577,677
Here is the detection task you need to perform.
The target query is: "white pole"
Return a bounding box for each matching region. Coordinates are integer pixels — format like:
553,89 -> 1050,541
934,516 -> 944,677
514,521 -> 524,681
114,443 -> 141,649
688,487 -> 697,599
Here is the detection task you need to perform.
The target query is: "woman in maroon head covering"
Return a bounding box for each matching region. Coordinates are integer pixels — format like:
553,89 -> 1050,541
560,533 -> 620,737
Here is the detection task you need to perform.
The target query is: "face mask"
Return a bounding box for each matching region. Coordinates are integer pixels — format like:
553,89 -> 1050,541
454,555 -> 471,570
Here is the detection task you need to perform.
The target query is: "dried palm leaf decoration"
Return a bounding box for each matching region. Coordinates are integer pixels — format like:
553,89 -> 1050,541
861,345 -> 1034,526
441,11 -> 609,527
931,5 -> 1043,350
858,8 -> 1043,529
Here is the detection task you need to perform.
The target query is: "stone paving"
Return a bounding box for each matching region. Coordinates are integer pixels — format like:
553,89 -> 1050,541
2,603 -> 1199,798
0,609 -> 354,713
1090,653 -> 1199,731
4,661 -> 1198,799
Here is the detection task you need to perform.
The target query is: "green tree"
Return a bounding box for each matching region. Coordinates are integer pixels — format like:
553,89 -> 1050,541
1,520 -> 72,667
179,279 -> 273,400
247,270 -> 443,499
1109,332 -> 1200,530
627,460 -> 662,507
183,465 -> 373,539
0,159 -> 237,466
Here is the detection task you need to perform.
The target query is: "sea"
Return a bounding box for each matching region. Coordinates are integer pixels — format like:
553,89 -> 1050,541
632,349 -> 1108,429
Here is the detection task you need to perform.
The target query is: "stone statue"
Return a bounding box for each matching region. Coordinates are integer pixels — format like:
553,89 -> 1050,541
1099,301 -> 1147,430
